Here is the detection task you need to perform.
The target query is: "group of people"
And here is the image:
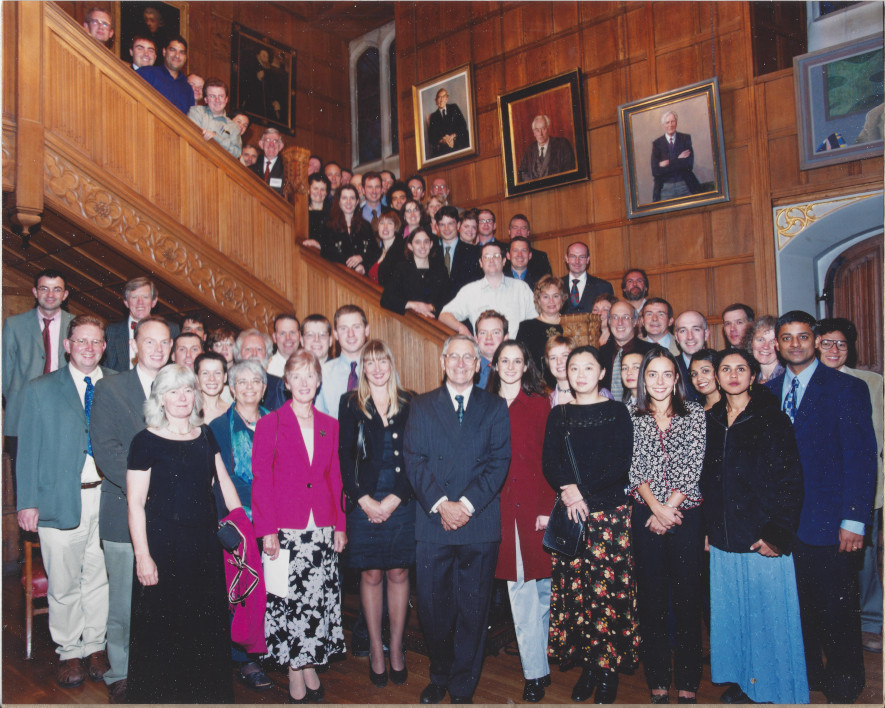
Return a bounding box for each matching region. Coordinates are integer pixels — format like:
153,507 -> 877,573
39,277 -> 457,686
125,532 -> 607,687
7,260 -> 882,705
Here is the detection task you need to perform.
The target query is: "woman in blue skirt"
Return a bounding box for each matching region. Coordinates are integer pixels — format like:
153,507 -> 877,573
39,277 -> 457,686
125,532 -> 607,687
701,348 -> 808,704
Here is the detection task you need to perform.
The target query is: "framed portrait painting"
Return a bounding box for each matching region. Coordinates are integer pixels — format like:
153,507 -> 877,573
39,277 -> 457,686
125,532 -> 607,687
793,34 -> 884,170
618,77 -> 729,219
497,69 -> 589,197
117,1 -> 187,65
231,24 -> 296,134
413,64 -> 477,170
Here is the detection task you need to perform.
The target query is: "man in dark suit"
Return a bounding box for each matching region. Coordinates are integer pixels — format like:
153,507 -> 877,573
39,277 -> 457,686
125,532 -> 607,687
673,310 -> 710,403
91,316 -> 172,703
249,127 -> 286,196
599,300 -> 654,396
104,276 -> 179,372
650,110 -> 702,202
560,241 -> 614,314
765,311 -> 876,704
435,206 -> 482,305
2,269 -> 74,446
503,215 -> 552,286
405,335 -> 511,704
16,315 -> 113,688
427,88 -> 469,157
233,328 -> 288,411
517,115 -> 576,182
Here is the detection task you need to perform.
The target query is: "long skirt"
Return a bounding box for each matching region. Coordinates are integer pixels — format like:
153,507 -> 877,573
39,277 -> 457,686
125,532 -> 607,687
264,527 -> 346,669
710,546 -> 809,704
547,504 -> 640,672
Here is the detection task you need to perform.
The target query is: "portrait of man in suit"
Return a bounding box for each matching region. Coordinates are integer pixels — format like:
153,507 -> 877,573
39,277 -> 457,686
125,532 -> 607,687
405,335 -> 511,704
517,114 -> 576,182
650,110 -> 702,202
427,87 -> 469,158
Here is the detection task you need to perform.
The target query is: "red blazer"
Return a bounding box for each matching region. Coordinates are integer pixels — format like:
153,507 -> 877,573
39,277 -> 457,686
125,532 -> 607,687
251,404 -> 346,538
495,391 -> 554,581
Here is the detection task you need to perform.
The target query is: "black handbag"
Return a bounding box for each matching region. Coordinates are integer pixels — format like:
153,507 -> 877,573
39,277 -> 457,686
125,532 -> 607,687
542,406 -> 586,558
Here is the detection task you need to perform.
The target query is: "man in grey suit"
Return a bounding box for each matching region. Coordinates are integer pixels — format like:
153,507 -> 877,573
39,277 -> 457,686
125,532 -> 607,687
17,314 -> 112,688
104,276 -> 179,372
2,269 -> 74,446
91,316 -> 172,703
405,335 -> 511,704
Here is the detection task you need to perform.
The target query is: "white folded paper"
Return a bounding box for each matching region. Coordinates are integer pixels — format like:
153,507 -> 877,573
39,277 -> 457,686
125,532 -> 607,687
262,548 -> 290,598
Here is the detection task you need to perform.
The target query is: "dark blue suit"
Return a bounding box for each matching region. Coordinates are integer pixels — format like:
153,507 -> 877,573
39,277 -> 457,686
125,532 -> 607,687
404,386 -> 510,699
766,363 -> 876,702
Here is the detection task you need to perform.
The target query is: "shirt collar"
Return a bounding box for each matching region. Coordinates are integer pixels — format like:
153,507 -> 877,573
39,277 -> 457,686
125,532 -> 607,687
785,358 -> 818,390
445,382 -> 472,410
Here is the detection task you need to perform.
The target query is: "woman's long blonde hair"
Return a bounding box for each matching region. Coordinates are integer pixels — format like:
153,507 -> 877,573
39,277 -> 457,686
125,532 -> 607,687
357,339 -> 407,419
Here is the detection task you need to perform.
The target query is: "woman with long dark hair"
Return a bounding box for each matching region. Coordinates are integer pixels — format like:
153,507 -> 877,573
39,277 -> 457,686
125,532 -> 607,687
543,346 -> 639,704
487,340 -> 554,702
380,229 -> 448,318
689,349 -> 721,411
321,184 -> 378,274
628,346 -> 706,704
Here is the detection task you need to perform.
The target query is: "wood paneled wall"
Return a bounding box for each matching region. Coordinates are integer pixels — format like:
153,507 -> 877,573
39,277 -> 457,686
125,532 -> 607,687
393,1 -> 883,348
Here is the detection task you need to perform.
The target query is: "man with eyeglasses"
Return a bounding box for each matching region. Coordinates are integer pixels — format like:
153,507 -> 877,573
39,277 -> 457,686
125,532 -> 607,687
640,297 -> 680,356
560,241 -> 614,314
16,315 -> 112,689
404,334 -> 510,705
83,7 -> 114,46
765,310 -> 876,704
136,35 -> 194,115
249,128 -> 286,195
598,300 -> 654,397
3,269 -> 74,452
187,77 -> 242,158
815,317 -> 884,656
439,241 -> 537,339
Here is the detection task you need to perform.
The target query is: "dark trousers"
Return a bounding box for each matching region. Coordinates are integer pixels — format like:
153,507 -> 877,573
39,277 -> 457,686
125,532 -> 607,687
416,540 -> 498,699
632,504 -> 704,692
793,539 -> 865,703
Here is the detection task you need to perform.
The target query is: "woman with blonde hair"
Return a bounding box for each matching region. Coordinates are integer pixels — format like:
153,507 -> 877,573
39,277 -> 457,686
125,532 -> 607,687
516,274 -> 567,387
338,340 -> 415,686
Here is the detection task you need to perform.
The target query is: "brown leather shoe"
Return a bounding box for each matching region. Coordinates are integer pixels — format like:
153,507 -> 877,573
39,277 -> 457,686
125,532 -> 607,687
108,678 -> 128,704
57,658 -> 86,687
86,650 -> 111,681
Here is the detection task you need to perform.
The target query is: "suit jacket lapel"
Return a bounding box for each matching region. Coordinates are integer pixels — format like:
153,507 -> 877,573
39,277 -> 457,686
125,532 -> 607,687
59,368 -> 87,422
794,365 -> 825,428
459,386 -> 484,430
433,387 -> 462,441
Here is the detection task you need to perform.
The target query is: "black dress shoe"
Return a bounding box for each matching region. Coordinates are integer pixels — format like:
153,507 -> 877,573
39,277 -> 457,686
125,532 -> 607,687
369,663 -> 388,687
539,674 -> 551,687
451,696 -> 472,704
420,683 -> 447,704
593,669 -> 618,704
677,697 -> 697,704
305,681 -> 324,703
523,678 -> 546,702
389,654 -> 408,685
721,684 -> 754,704
650,692 -> 670,704
572,667 -> 598,702
289,694 -> 309,704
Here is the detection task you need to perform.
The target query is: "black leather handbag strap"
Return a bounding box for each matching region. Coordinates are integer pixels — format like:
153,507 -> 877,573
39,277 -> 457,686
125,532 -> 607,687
562,405 -> 583,488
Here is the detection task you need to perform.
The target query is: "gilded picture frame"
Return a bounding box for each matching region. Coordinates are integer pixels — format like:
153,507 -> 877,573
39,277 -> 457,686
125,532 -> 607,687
413,63 -> 478,170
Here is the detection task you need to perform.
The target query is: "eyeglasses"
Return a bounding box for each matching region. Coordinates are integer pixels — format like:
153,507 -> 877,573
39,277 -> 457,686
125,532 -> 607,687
37,286 -> 65,294
88,18 -> 112,29
478,218 -> 495,224
609,314 -> 634,323
482,253 -> 502,261
445,353 -> 477,364
234,377 -> 264,388
819,339 -> 848,351
70,338 -> 104,347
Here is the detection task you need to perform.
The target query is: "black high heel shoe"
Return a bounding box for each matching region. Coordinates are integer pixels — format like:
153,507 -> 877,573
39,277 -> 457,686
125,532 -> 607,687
369,664 -> 388,687
593,669 -> 618,704
389,652 -> 408,685
571,667 -> 597,702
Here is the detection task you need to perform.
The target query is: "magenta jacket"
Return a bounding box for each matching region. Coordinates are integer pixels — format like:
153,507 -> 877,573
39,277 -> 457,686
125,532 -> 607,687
251,403 -> 346,538
221,507 -> 267,655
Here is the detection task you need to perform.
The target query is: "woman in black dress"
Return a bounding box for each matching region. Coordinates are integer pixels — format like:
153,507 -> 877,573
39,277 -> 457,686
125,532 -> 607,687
380,228 -> 448,318
516,274 -> 567,387
543,346 -> 639,703
338,340 -> 415,687
628,347 -> 706,704
126,364 -> 243,704
321,184 -> 379,274
369,210 -> 406,286
302,172 -> 331,251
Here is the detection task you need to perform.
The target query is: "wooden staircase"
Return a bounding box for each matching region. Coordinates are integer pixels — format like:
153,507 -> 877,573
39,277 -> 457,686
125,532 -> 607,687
2,1 -> 448,393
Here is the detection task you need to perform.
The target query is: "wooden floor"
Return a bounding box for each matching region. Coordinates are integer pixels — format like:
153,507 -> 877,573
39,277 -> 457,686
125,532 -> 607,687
2,570 -> 882,705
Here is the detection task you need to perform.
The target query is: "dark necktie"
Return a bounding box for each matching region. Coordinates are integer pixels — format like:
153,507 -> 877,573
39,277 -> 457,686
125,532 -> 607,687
347,361 -> 358,392
539,145 -> 546,159
264,161 -> 271,182
441,108 -> 446,118
570,279 -> 580,307
42,318 -> 52,374
783,377 -> 799,423
610,349 -> 624,401
455,395 -> 464,424
444,246 -> 452,276
371,208 -> 379,231
84,376 -> 94,456
668,137 -> 676,161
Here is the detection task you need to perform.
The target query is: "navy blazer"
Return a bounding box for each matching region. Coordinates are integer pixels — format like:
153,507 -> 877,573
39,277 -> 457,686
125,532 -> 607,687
436,241 -> 483,305
262,372 -> 290,412
560,274 -> 614,314
503,247 -> 552,291
249,157 -> 285,195
766,364 -> 877,546
404,386 -> 511,545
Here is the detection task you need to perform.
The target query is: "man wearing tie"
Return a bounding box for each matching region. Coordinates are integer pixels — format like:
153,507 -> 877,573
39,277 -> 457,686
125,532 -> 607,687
765,311 -> 876,704
435,206 -> 482,307
104,277 -> 179,372
90,316 -> 172,703
427,88 -> 469,157
560,242 -> 614,314
517,115 -> 576,182
249,127 -> 286,196
650,110 -> 702,202
315,305 -> 370,417
2,269 -> 74,454
16,315 -> 113,688
405,335 -> 511,703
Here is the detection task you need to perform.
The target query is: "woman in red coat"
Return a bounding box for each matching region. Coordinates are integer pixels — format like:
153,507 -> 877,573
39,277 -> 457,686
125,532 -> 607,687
487,340 -> 554,702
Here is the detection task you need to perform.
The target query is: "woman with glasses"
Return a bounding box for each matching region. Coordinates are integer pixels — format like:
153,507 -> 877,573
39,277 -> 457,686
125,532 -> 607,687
126,365 -> 243,703
339,341 -> 414,687
402,198 -> 430,240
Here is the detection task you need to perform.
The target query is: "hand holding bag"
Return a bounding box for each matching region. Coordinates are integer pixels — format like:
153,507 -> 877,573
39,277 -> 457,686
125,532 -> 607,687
542,405 -> 586,558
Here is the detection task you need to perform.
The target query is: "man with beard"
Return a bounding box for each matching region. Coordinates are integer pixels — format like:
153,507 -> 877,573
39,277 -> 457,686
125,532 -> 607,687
622,268 -> 649,313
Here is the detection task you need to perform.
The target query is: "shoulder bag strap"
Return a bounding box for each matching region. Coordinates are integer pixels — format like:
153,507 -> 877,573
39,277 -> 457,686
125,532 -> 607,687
562,405 -> 583,487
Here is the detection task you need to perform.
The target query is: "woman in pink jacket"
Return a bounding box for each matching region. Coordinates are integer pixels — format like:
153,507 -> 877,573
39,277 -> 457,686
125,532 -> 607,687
252,350 -> 347,703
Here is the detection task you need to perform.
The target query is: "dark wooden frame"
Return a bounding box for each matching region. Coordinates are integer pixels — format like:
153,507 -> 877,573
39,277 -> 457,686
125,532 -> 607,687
230,23 -> 297,134
116,1 -> 187,63
618,77 -> 729,219
497,69 -> 589,198
412,63 -> 478,170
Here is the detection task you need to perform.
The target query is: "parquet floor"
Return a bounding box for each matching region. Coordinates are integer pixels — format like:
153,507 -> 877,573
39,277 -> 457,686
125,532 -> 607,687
2,571 -> 882,705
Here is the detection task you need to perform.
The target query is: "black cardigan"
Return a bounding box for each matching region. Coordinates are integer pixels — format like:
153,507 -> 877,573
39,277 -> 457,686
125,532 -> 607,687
320,220 -> 380,270
338,390 -> 414,504
700,392 -> 804,554
380,259 -> 449,316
